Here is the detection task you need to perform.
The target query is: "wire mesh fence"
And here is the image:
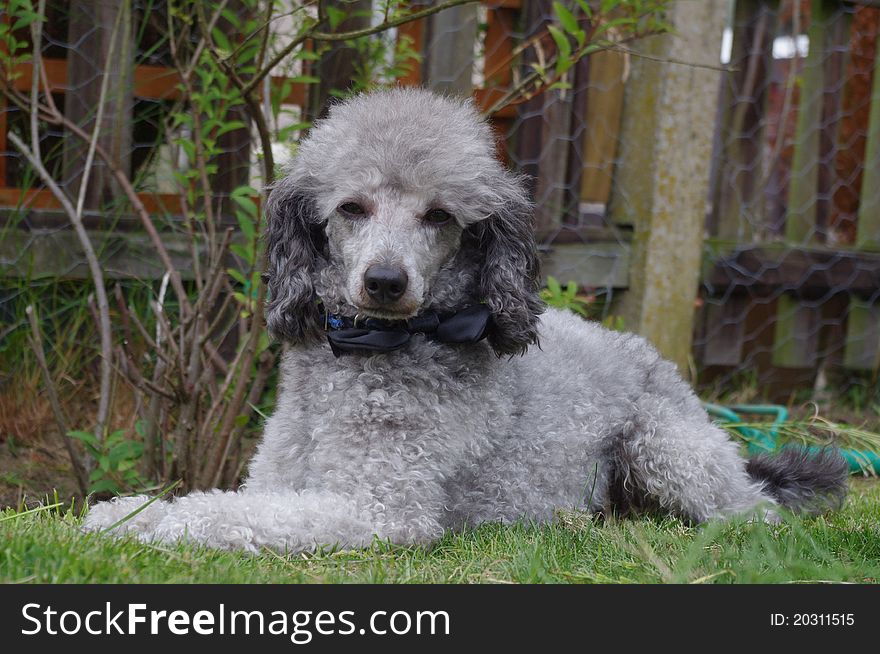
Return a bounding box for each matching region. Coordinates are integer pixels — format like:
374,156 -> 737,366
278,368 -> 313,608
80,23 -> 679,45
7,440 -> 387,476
1,0 -> 878,401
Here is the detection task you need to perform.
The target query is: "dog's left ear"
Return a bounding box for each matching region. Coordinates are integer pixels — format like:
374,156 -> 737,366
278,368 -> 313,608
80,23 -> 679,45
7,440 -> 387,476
468,176 -> 544,356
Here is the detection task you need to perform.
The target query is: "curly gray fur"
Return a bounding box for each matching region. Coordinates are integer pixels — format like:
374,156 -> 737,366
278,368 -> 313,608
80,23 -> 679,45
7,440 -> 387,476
83,88 -> 848,553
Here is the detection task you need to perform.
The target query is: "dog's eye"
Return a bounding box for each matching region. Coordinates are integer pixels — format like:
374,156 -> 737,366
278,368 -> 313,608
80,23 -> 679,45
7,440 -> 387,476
423,208 -> 452,226
339,202 -> 367,217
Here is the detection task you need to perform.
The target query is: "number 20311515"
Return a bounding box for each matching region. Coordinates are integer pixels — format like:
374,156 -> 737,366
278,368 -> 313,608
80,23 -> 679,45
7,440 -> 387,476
770,613 -> 854,627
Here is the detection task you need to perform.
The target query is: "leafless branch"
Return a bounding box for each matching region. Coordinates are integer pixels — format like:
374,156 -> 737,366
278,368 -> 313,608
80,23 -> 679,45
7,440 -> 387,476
26,305 -> 89,495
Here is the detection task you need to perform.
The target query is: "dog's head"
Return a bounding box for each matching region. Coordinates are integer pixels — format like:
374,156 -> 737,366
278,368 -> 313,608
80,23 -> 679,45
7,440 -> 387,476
264,87 -> 543,356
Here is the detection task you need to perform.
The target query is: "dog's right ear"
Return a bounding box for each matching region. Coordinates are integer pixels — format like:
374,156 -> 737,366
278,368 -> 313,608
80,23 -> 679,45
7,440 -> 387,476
263,174 -> 326,344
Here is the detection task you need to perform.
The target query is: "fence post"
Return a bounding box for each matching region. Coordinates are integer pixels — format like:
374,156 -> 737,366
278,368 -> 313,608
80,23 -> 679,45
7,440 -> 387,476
609,0 -> 727,375
62,0 -> 135,211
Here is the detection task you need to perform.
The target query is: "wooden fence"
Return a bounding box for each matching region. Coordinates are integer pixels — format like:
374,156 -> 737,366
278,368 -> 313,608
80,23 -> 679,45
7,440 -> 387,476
2,0 -> 879,391
697,0 -> 880,393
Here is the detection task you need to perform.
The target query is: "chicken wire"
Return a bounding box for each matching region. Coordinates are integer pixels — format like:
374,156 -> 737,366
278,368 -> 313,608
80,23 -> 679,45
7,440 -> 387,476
1,0 -> 878,398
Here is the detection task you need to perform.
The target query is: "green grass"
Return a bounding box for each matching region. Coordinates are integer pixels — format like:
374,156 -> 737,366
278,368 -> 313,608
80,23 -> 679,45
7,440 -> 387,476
2,480 -> 879,584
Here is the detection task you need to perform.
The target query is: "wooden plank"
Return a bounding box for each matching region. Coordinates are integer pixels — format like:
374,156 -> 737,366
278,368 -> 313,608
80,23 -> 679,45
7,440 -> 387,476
12,60 -> 307,105
705,243 -> 880,295
539,242 -> 630,289
579,48 -> 626,205
63,0 -> 135,210
396,13 -> 425,86
856,15 -> 880,247
844,299 -> 880,369
712,0 -> 777,240
772,295 -> 821,367
701,294 -> 749,366
0,229 -> 629,288
785,0 -> 835,243
844,12 -> 880,369
0,229 -> 237,280
817,4 -> 853,240
483,5 -> 514,89
306,0 -> 373,120
424,2 -> 478,94
0,188 -> 183,215
0,11 -> 8,188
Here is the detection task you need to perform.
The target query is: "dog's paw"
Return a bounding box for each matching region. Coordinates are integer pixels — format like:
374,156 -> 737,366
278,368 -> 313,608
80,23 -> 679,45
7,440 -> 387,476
82,495 -> 168,538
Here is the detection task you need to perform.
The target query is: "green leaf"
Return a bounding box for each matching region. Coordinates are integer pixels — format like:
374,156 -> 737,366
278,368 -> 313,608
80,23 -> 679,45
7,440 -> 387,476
547,25 -> 572,76
232,194 -> 258,217
289,75 -> 321,85
211,27 -> 232,54
295,50 -> 321,61
235,210 -> 256,240
553,2 -> 580,35
116,459 -> 137,473
215,120 -> 247,137
88,479 -> 123,495
325,5 -> 347,30
547,80 -> 574,92
576,0 -> 593,18
546,276 -> 562,296
230,243 -> 253,262
227,267 -> 248,285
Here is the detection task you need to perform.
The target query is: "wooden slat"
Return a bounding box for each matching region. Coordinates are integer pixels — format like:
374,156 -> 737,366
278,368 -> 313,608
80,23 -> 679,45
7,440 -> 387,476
539,242 -> 630,289
785,0 -> 834,243
712,0 -> 777,240
0,228 -> 229,280
11,60 -> 306,105
706,243 -> 880,295
424,3 -> 478,95
701,295 -> 749,366
483,4 -> 514,88
0,11 -> 9,187
844,10 -> 880,369
579,49 -> 626,205
772,295 -> 821,367
396,14 -> 425,86
857,20 -> 880,246
0,188 -> 183,215
844,299 -> 880,369
0,228 -> 629,287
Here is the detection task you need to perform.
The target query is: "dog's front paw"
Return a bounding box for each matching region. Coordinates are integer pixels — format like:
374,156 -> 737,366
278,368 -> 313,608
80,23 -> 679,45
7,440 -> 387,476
82,495 -> 168,539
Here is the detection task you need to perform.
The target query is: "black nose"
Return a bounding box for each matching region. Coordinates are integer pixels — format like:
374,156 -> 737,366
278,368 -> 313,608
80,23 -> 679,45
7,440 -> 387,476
363,265 -> 408,305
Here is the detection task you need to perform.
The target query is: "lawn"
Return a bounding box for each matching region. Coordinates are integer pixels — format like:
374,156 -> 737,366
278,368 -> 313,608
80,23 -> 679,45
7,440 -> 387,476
1,480 -> 878,584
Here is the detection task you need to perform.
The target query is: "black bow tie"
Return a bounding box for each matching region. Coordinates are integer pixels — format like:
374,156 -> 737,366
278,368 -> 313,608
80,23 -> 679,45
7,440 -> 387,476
320,304 -> 492,357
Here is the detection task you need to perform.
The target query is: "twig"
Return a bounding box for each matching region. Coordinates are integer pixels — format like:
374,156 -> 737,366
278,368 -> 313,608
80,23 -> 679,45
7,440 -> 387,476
9,130 -> 115,446
25,305 -> 88,495
28,0 -> 46,164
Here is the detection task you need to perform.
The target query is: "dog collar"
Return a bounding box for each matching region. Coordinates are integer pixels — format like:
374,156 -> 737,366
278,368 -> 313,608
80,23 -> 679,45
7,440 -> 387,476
319,304 -> 492,357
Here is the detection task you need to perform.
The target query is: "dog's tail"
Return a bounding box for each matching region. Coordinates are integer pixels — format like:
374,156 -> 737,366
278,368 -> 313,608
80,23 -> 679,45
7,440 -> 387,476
746,448 -> 849,514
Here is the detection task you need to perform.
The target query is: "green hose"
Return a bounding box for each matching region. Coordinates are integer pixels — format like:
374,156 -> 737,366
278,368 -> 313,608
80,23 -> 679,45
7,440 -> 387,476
703,403 -> 880,475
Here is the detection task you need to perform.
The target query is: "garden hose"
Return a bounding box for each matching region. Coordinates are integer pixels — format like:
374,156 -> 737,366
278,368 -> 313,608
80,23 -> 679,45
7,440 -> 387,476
704,403 -> 880,475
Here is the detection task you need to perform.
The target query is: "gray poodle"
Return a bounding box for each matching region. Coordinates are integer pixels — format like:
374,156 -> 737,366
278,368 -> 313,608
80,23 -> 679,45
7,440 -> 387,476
84,88 -> 847,552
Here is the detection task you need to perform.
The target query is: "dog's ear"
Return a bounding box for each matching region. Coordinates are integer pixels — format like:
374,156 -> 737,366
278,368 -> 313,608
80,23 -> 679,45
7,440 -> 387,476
263,174 -> 326,344
468,178 -> 544,356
